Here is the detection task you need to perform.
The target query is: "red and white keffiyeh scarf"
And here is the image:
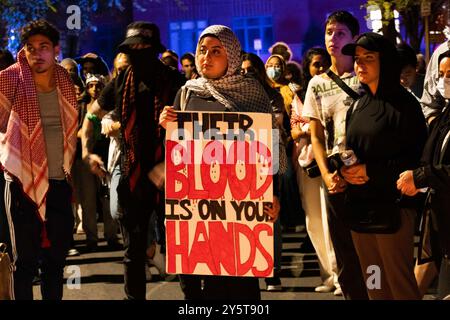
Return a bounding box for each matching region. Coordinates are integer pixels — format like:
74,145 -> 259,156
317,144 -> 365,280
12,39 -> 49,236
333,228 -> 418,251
0,48 -> 78,221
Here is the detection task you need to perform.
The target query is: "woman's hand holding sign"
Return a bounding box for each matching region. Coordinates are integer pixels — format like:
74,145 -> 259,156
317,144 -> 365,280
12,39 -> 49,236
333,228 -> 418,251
159,106 -> 177,129
264,196 -> 280,222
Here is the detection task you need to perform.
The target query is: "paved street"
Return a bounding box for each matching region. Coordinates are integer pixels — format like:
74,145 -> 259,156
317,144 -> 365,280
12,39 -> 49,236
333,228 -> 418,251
32,224 -> 436,300
31,224 -> 344,300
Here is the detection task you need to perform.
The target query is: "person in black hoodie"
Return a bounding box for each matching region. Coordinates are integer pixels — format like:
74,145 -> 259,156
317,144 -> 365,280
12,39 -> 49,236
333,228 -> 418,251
340,32 -> 427,299
397,50 -> 450,299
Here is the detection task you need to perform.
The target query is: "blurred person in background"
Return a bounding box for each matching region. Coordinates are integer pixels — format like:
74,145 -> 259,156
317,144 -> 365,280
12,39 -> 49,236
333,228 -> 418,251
0,48 -> 15,71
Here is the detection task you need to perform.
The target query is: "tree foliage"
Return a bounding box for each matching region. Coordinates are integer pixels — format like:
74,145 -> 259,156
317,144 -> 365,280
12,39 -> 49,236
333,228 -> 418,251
0,0 -> 55,53
0,0 -> 186,55
362,0 -> 447,51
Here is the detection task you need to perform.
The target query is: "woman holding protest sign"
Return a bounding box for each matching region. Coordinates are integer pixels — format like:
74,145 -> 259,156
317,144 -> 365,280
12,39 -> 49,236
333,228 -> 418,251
159,25 -> 285,300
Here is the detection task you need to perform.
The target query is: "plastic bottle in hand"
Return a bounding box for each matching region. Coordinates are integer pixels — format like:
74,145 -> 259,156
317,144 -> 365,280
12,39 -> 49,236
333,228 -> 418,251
340,149 -> 358,166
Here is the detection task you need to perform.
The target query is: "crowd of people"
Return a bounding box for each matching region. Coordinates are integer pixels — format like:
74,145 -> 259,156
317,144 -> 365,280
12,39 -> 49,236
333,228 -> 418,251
0,9 -> 449,300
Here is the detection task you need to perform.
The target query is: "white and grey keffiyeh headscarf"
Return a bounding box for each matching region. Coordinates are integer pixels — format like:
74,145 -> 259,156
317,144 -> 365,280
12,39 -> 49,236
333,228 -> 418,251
183,25 -> 287,174
183,25 -> 271,113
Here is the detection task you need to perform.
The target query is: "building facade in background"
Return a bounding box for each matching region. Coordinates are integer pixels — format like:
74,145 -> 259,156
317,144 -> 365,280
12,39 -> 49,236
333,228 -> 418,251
130,0 -> 368,62
73,0 -> 367,66
2,1 -> 447,68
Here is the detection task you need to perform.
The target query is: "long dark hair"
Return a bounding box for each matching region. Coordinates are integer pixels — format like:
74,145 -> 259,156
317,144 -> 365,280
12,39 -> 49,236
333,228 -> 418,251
286,61 -> 302,85
242,52 -> 273,91
300,47 -> 330,100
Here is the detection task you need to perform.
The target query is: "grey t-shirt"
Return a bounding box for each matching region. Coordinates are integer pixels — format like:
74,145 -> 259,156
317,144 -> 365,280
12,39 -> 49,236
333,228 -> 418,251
38,89 -> 65,180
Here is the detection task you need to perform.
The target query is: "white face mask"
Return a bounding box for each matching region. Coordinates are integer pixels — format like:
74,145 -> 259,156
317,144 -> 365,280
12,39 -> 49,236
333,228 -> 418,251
437,77 -> 450,99
266,67 -> 282,81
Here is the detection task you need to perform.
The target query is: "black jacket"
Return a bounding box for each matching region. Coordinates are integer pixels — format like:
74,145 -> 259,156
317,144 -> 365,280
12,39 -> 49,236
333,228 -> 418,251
97,59 -> 184,210
98,60 -> 184,174
414,102 -> 450,256
345,35 -> 428,206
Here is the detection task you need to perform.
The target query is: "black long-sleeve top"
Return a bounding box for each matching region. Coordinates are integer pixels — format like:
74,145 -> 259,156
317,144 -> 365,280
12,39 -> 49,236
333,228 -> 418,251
345,88 -> 428,205
413,102 -> 450,190
412,102 -> 450,255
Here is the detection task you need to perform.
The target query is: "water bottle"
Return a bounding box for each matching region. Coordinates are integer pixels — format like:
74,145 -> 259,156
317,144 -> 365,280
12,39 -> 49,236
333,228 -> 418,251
100,176 -> 109,198
99,164 -> 109,198
340,149 -> 358,167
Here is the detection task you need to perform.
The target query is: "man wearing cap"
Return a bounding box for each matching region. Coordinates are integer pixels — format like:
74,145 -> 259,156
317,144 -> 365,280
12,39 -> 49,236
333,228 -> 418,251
81,21 -> 184,299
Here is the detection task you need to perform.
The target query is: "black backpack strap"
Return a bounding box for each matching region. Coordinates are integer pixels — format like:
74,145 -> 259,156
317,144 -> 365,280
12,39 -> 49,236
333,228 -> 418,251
326,69 -> 361,101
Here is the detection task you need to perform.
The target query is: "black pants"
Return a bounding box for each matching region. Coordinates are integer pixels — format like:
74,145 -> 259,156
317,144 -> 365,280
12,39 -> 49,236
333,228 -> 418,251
118,176 -> 161,300
280,158 -> 303,227
325,191 -> 368,300
0,177 -> 73,300
179,274 -> 261,300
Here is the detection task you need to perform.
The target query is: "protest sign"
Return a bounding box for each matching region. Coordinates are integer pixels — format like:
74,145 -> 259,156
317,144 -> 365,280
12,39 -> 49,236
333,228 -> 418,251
165,111 -> 275,277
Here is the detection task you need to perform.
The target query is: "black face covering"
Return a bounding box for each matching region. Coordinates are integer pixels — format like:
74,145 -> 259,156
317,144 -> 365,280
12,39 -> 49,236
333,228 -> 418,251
127,47 -> 159,79
128,48 -> 156,65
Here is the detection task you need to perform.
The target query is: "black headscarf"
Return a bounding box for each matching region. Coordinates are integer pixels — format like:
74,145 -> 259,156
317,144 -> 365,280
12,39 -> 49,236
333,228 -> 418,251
354,33 -> 405,120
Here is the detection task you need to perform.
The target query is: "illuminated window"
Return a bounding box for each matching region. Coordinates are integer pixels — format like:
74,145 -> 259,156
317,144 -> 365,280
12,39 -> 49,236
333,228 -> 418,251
233,16 -> 273,54
169,20 -> 208,55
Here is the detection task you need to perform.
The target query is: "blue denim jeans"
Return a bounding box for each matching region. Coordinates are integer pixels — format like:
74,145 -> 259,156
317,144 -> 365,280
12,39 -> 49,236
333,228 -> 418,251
109,164 -> 122,221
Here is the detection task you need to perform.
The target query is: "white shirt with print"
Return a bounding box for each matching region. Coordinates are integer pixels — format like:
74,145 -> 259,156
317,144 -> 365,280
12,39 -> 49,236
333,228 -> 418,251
302,72 -> 360,156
